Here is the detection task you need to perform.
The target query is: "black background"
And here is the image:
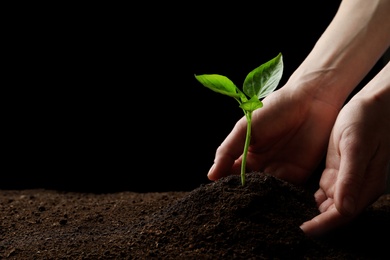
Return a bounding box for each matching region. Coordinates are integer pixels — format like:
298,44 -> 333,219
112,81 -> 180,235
6,1 -> 385,193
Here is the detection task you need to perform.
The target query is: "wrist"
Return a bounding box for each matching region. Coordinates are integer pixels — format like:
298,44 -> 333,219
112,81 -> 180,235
351,62 -> 390,113
284,66 -> 354,110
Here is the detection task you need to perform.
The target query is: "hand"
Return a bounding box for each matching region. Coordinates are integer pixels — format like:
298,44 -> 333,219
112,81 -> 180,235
300,95 -> 390,237
208,84 -> 340,185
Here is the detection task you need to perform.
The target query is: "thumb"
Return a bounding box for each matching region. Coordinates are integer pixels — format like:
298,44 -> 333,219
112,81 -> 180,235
208,117 -> 247,180
334,138 -> 368,216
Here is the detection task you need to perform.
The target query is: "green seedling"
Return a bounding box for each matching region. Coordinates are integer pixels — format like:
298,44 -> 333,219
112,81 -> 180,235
195,52 -> 283,185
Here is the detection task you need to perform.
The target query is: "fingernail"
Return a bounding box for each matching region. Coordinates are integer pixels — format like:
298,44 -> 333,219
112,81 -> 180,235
208,164 -> 215,176
343,195 -> 355,215
299,223 -> 306,231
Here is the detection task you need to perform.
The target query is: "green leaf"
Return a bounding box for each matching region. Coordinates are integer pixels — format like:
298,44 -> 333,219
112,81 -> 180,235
195,74 -> 241,98
239,95 -> 263,112
243,52 -> 283,99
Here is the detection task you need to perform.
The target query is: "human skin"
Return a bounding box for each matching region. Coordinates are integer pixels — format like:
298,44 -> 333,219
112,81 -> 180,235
207,0 -> 390,236
300,61 -> 390,237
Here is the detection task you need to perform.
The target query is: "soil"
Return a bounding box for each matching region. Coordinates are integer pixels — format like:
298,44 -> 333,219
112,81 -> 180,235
1,172 -> 389,259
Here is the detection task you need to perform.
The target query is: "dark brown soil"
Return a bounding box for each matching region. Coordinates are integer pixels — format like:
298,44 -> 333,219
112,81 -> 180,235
1,172 -> 389,259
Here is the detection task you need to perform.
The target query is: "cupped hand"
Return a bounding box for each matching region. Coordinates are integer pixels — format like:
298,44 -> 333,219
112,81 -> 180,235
300,96 -> 390,237
207,85 -> 340,185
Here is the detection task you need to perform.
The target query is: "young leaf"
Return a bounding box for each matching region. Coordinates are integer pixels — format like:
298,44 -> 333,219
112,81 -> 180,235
194,74 -> 241,98
243,53 -> 283,99
239,95 -> 263,112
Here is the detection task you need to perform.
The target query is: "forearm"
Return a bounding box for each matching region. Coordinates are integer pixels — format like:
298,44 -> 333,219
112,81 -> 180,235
288,0 -> 390,109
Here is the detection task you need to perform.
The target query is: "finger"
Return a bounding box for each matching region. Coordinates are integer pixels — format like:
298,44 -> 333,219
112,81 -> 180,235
316,167 -> 338,202
314,188 -> 327,206
314,189 -> 335,213
208,118 -> 247,180
300,205 -> 353,237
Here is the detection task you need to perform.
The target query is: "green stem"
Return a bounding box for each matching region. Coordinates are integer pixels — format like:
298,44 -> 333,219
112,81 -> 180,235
241,112 -> 252,185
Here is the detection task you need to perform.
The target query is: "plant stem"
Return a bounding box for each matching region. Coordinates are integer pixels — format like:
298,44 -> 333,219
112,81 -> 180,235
241,112 -> 252,185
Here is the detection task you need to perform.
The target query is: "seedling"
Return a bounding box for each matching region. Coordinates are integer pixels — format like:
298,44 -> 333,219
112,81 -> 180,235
195,53 -> 283,185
